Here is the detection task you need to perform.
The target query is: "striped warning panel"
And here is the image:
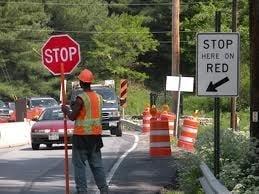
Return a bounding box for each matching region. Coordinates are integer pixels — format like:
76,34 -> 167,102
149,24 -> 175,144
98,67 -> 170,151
120,79 -> 127,107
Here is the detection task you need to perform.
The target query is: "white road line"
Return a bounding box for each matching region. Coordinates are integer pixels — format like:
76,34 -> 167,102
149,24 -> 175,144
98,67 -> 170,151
94,132 -> 139,194
106,132 -> 139,184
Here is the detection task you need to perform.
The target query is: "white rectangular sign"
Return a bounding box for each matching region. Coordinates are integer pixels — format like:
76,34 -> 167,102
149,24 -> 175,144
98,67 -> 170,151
166,76 -> 194,92
196,32 -> 240,96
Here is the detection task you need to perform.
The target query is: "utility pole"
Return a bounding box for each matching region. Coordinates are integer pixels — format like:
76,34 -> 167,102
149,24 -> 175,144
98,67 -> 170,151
250,0 -> 259,152
172,0 -> 180,114
231,0 -> 238,130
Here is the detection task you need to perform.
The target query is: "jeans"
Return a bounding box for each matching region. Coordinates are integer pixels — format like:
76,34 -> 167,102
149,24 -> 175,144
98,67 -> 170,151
72,146 -> 108,193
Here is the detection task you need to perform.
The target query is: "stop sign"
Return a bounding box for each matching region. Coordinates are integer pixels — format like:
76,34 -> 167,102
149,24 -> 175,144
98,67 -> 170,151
41,34 -> 81,75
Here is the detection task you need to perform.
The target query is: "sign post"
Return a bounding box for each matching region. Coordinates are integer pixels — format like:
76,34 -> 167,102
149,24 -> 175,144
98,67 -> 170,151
196,12 -> 240,178
41,34 -> 81,194
166,75 -> 194,137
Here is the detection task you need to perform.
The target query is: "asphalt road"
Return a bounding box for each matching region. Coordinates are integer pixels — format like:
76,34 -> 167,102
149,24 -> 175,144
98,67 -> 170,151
0,131 -> 177,194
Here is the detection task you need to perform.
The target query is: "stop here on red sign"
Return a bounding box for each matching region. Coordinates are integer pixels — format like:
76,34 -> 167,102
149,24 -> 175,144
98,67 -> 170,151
41,34 -> 81,75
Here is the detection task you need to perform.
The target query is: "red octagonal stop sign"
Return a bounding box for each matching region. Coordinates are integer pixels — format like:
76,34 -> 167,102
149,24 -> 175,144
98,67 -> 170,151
41,34 -> 81,75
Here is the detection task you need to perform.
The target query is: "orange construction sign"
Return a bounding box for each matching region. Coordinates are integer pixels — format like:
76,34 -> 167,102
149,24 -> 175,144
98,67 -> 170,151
120,79 -> 128,107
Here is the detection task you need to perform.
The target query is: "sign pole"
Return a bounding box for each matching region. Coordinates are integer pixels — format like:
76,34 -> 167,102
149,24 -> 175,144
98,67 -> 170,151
175,74 -> 182,138
214,11 -> 221,179
41,34 -> 80,194
61,63 -> 70,194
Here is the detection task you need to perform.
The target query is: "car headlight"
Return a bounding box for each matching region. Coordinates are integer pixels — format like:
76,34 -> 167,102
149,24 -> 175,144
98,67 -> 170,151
58,128 -> 74,133
32,129 -> 50,133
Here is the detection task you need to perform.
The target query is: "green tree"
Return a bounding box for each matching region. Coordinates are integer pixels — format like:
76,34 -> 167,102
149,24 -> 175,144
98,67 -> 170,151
45,0 -> 108,73
88,13 -> 159,81
105,0 -> 172,91
0,0 -> 54,100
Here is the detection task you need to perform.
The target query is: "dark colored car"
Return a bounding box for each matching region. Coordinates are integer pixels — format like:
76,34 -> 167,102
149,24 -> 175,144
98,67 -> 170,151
30,106 -> 74,150
70,84 -> 122,136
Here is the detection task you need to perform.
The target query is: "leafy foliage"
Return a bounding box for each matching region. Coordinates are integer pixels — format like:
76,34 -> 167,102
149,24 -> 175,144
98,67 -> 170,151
88,13 -> 158,81
0,0 -> 54,100
45,0 -> 109,68
194,126 -> 259,193
123,82 -> 150,115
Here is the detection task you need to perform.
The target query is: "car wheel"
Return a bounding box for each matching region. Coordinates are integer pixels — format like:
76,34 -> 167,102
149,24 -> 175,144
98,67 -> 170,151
46,144 -> 52,149
32,143 -> 40,150
110,128 -> 116,135
115,125 -> 122,137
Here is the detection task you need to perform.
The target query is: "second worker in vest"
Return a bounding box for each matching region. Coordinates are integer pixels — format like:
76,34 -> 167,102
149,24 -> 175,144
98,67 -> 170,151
61,69 -> 108,194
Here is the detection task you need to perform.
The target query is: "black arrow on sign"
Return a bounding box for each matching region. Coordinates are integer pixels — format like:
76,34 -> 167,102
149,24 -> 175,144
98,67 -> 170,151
206,77 -> 230,92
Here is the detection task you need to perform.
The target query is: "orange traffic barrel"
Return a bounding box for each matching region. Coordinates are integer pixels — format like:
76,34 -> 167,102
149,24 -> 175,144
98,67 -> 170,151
177,117 -> 199,152
149,117 -> 171,157
142,107 -> 152,133
160,111 -> 176,141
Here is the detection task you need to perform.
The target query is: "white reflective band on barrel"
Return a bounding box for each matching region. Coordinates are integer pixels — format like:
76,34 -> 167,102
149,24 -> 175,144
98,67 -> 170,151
144,116 -> 152,120
150,142 -> 170,147
179,136 -> 194,143
169,130 -> 174,135
150,130 -> 169,135
182,126 -> 197,134
169,122 -> 174,127
142,124 -> 150,128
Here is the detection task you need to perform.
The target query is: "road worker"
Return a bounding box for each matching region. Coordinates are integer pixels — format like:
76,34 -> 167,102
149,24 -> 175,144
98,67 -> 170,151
61,69 -> 108,194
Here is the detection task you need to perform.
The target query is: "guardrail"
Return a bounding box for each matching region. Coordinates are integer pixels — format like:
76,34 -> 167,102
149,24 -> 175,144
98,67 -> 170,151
199,161 -> 231,194
120,118 -> 141,131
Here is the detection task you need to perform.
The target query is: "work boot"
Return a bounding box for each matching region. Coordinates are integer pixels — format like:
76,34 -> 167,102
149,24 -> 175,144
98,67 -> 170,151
99,186 -> 108,194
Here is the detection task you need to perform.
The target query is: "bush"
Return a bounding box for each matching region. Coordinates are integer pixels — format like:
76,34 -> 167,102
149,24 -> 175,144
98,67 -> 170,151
124,83 -> 150,116
195,126 -> 259,193
175,152 -> 203,194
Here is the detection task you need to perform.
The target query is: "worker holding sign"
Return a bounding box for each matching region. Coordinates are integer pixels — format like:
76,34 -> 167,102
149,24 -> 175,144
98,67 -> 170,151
62,69 -> 108,194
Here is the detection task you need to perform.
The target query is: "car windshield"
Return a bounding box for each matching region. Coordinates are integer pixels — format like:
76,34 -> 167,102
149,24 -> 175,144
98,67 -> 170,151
0,100 -> 5,108
94,88 -> 116,101
38,107 -> 64,121
71,87 -> 117,102
30,98 -> 58,108
0,100 -> 7,108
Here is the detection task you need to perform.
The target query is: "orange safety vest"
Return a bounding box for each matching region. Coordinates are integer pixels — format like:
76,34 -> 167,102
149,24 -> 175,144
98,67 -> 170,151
74,91 -> 102,135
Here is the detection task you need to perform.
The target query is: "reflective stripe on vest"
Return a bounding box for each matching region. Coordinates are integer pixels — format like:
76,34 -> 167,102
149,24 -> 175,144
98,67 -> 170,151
74,91 -> 102,135
75,119 -> 101,128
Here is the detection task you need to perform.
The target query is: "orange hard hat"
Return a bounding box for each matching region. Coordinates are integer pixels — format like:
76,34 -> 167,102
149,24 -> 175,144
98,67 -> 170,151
78,69 -> 94,83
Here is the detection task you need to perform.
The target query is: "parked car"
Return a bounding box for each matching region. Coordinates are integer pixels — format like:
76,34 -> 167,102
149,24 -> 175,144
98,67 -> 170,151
30,106 -> 74,150
27,96 -> 59,109
10,96 -> 59,121
0,99 -> 14,118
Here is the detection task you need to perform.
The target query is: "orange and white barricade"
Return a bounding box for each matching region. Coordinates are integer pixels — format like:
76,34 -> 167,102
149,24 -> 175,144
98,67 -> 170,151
149,116 -> 171,157
141,107 -> 152,134
177,117 -> 199,152
160,111 -> 176,142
